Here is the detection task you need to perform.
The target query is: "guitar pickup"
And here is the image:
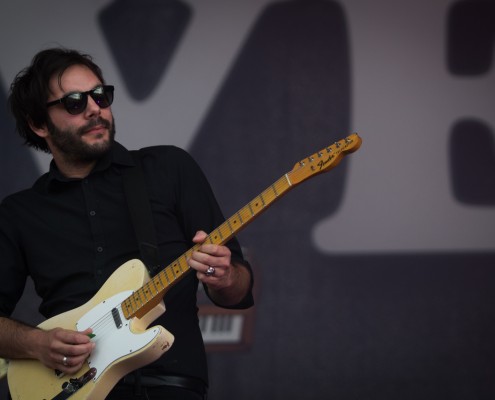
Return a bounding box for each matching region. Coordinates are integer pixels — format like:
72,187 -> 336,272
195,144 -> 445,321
111,307 -> 123,329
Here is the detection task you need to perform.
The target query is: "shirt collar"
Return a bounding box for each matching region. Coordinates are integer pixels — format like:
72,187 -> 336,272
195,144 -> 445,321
44,141 -> 135,187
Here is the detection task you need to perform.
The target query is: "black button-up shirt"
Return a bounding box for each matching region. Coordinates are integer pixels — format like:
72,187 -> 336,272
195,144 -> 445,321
0,141 -> 253,384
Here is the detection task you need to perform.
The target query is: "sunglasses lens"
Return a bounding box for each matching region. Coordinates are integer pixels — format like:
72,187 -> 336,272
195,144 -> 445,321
91,86 -> 114,109
63,93 -> 87,115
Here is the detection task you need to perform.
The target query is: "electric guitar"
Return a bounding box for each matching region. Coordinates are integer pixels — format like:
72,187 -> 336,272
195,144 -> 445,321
8,133 -> 362,399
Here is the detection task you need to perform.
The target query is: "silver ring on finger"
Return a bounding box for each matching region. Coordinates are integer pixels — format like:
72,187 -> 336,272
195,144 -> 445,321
62,356 -> 69,366
205,266 -> 216,277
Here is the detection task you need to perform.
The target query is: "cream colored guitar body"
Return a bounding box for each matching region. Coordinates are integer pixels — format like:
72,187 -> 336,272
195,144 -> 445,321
7,259 -> 174,400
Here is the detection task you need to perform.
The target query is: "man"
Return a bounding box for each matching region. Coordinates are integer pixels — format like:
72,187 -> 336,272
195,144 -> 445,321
0,48 -> 254,399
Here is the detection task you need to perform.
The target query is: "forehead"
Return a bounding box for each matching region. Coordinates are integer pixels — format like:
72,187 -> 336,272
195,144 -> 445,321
49,64 -> 102,97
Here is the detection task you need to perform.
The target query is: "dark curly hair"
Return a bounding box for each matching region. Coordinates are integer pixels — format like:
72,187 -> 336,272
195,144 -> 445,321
8,48 -> 106,153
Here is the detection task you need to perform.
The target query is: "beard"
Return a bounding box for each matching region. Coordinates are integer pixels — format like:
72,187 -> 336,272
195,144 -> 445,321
46,116 -> 116,163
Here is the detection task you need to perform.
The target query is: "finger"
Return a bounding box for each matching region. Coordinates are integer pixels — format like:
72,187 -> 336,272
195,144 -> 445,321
55,334 -> 95,360
189,250 -> 213,268
68,329 -> 94,344
63,343 -> 96,358
57,358 -> 87,375
54,328 -> 92,346
193,246 -> 230,264
187,256 -> 201,272
197,242 -> 230,256
60,353 -> 90,367
204,266 -> 217,277
192,230 -> 208,243
196,270 -> 217,282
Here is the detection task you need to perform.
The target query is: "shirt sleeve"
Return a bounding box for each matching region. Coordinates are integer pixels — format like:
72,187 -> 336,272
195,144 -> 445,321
173,149 -> 254,309
141,145 -> 254,309
0,200 -> 29,318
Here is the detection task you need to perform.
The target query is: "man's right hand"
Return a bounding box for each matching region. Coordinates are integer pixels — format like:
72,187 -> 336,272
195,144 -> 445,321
34,327 -> 95,374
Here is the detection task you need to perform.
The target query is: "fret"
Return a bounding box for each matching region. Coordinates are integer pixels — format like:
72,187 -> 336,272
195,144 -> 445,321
153,276 -> 163,290
251,197 -> 263,213
259,193 -> 266,207
123,300 -> 133,317
271,183 -> 279,197
128,294 -> 138,311
210,228 -> 222,243
129,293 -> 138,309
219,224 -> 230,240
226,219 -> 234,234
229,216 -> 240,230
165,268 -> 175,283
149,279 -> 159,295
247,202 -> 255,217
132,292 -> 143,308
141,285 -> 151,301
180,255 -> 190,271
279,177 -> 288,189
177,257 -> 188,273
161,270 -> 170,285
265,189 -> 276,203
227,215 -> 240,233
137,289 -> 148,304
236,211 -> 244,225
239,206 -> 252,223
147,281 -> 157,297
172,262 -> 182,277
183,250 -> 194,264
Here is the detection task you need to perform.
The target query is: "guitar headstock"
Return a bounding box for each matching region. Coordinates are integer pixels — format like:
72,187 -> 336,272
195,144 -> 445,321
287,133 -> 362,185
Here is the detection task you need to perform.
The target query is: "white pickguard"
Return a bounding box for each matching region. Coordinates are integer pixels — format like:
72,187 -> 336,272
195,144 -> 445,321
76,290 -> 160,381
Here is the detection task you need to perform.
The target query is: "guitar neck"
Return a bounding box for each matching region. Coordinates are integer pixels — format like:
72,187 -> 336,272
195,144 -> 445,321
121,133 -> 361,320
121,174 -> 293,319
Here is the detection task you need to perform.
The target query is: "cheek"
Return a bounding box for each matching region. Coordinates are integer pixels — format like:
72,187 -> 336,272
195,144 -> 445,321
49,112 -> 84,134
101,108 -> 113,121
48,110 -> 73,127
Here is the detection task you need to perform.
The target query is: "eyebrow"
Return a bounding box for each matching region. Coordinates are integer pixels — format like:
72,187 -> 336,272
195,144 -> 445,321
49,84 -> 104,101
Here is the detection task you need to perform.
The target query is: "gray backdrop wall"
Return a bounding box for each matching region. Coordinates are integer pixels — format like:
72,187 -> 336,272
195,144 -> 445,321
1,0 -> 495,399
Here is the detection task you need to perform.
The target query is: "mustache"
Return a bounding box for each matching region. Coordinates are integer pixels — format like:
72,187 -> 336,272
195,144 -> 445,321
79,117 -> 112,135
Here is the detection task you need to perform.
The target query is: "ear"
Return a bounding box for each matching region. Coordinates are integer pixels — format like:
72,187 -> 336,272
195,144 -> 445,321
28,118 -> 49,139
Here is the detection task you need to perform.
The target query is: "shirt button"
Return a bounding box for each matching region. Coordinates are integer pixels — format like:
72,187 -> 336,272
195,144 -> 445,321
89,210 -> 96,216
97,246 -> 103,252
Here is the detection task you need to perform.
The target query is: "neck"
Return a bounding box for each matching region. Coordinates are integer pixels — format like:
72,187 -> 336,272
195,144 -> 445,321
53,154 -> 97,179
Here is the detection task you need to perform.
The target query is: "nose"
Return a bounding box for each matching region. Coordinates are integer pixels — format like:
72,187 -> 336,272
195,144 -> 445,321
84,95 -> 102,118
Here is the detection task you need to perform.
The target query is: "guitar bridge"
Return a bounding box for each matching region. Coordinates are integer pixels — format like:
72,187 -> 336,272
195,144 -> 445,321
51,368 -> 97,400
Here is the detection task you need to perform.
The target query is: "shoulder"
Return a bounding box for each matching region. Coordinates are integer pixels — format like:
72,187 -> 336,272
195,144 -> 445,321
1,184 -> 42,210
137,145 -> 191,160
136,145 -> 202,171
0,189 -> 33,234
0,169 -> 51,221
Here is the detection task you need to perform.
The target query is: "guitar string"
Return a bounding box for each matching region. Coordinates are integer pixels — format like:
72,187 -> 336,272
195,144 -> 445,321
81,291 -> 153,341
87,310 -> 116,339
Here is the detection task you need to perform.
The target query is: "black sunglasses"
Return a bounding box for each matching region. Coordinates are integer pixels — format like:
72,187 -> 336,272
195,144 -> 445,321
46,85 -> 114,115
